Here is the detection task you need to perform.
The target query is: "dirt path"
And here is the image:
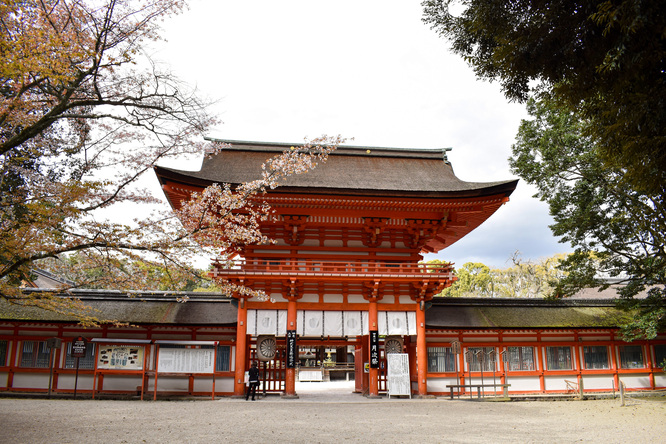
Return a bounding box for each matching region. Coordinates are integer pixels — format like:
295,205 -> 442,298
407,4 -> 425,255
0,393 -> 664,444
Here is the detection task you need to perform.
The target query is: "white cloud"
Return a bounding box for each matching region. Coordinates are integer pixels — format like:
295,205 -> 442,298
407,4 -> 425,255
151,0 -> 572,269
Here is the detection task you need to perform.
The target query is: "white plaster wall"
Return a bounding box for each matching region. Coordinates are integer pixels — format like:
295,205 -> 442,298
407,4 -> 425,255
0,372 -> 8,388
426,377 -> 458,393
56,374 -> 94,390
323,295 -> 344,304
298,294 -> 319,303
213,377 -> 234,393
347,295 -> 366,304
619,375 -> 652,389
101,375 -> 143,391
398,296 -> 414,305
580,375 -> 614,390
654,374 -> 666,388
193,377 -> 215,392
12,373 -> 50,389
505,376 -> 541,392
150,376 -> 190,392
544,376 -> 578,391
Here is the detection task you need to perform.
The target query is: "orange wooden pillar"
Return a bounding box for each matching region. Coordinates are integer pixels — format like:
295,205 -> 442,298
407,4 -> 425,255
284,297 -> 298,397
368,300 -> 379,397
233,297 -> 248,397
416,302 -> 427,396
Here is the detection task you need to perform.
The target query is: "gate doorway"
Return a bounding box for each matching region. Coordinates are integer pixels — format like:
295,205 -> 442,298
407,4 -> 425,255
247,336 -> 394,397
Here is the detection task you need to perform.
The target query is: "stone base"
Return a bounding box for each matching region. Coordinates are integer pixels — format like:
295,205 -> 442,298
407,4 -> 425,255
280,393 -> 300,399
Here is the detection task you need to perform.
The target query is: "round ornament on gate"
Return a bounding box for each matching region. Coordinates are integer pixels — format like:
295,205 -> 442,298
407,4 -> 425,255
256,335 -> 277,361
384,336 -> 404,354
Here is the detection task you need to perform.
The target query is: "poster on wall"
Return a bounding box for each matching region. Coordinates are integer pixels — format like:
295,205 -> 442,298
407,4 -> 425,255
157,347 -> 215,374
97,345 -> 144,370
387,353 -> 411,398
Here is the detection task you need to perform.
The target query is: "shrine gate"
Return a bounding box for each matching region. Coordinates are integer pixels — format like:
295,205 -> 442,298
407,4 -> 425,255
155,140 -> 517,397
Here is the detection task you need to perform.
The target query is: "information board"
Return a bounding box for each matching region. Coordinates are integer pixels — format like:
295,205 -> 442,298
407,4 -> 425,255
386,353 -> 411,398
72,338 -> 87,358
97,345 -> 144,370
157,347 -> 215,374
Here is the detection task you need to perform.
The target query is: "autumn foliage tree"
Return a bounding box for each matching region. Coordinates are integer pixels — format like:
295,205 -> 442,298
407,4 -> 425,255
0,0 -> 344,323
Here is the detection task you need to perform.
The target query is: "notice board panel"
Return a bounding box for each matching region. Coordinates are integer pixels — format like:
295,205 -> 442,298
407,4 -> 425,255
157,348 -> 215,374
97,345 -> 144,370
387,353 -> 411,398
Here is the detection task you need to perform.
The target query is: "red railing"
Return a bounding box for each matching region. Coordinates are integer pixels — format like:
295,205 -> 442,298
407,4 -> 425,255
210,259 -> 455,280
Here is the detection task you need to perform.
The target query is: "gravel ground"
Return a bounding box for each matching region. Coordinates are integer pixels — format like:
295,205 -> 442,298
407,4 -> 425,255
0,382 -> 664,444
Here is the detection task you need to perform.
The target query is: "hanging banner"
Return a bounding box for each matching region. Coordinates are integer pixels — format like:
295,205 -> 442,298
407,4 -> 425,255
370,330 -> 379,368
286,330 -> 297,368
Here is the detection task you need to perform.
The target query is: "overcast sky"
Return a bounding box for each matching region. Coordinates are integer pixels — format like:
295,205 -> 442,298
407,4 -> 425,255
152,0 -> 571,269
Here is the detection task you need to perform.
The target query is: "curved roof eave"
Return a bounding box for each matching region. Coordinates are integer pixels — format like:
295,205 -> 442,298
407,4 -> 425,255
154,164 -> 518,200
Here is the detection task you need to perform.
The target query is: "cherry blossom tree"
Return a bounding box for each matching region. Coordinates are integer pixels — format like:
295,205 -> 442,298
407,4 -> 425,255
0,0 -> 344,324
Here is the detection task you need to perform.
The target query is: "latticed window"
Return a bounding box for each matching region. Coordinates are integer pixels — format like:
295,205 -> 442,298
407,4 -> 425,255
619,345 -> 644,369
216,345 -> 231,372
64,343 -> 96,370
427,347 -> 456,372
546,346 -> 572,370
583,346 -> 609,369
507,346 -> 535,371
654,345 -> 666,368
0,340 -> 7,366
20,341 -> 51,368
467,347 -> 496,372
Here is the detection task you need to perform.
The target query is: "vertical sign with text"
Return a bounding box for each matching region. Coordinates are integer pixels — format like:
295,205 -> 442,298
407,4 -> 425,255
72,338 -> 87,358
370,330 -> 379,368
286,330 -> 297,368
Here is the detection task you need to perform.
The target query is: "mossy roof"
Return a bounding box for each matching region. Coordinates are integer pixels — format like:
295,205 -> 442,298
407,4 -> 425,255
2,291 -> 635,330
0,290 -> 236,326
426,298 -> 634,329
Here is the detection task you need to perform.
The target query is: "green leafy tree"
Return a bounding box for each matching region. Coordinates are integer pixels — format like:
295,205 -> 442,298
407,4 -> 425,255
422,0 -> 666,194
435,253 -> 567,299
494,252 -> 568,299
439,262 -> 493,298
510,97 -> 665,339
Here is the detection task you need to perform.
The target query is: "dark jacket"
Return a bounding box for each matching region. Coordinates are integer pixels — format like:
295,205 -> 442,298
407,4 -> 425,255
248,366 -> 260,384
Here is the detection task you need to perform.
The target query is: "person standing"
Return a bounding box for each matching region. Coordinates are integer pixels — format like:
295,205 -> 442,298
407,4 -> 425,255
246,362 -> 260,401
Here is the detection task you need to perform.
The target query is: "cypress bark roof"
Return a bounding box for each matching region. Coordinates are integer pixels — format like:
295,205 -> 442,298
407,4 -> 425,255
426,298 -> 633,329
1,289 -> 633,330
155,140 -> 518,198
0,289 -> 237,326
